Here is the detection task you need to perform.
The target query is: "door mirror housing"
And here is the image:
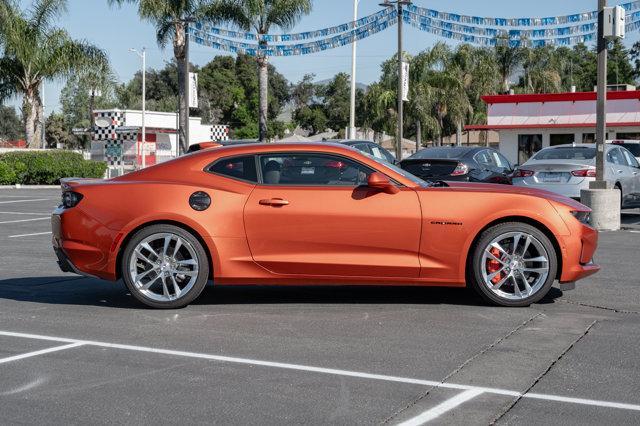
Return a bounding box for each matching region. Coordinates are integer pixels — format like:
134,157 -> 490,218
367,172 -> 399,194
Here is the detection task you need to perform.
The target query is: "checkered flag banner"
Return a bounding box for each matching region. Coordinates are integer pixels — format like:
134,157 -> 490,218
93,111 -> 125,141
212,125 -> 229,142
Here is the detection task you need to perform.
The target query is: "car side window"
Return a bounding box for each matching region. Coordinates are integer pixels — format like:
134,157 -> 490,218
259,153 -> 374,186
607,148 -> 626,166
493,152 -> 512,170
353,143 -> 372,155
475,150 -> 493,167
208,155 -> 258,183
621,148 -> 640,168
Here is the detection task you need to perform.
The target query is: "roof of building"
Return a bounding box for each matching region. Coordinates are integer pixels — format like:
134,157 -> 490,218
481,90 -> 640,104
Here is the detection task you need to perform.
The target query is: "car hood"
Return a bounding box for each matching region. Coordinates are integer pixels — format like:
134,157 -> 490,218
427,181 -> 589,210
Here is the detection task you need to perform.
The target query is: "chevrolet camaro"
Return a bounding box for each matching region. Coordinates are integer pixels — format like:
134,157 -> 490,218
52,143 -> 600,309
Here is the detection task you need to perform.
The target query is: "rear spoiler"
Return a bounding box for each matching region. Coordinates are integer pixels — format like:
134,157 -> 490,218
60,177 -> 104,191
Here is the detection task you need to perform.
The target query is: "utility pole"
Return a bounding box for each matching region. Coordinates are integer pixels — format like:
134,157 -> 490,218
130,47 -> 147,168
184,21 -> 191,154
595,0 -> 607,183
349,0 -> 360,140
380,0 -> 412,161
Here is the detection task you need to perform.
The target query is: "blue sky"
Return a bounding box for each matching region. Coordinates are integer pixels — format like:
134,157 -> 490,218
8,0 -> 640,115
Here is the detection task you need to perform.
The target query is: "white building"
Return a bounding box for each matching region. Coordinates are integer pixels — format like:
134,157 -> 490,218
466,89 -> 640,164
91,109 -> 228,167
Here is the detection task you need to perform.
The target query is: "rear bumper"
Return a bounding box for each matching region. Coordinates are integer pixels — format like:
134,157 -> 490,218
514,180 -> 588,199
51,207 -> 116,280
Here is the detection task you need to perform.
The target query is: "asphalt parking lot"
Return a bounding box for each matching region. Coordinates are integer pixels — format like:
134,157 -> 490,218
0,189 -> 639,425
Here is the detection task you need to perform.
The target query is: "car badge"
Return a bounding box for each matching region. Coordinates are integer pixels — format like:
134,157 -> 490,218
421,163 -> 431,168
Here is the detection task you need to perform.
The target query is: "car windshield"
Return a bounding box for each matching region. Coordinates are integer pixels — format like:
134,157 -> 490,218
365,153 -> 431,187
532,147 -> 596,161
410,147 -> 471,159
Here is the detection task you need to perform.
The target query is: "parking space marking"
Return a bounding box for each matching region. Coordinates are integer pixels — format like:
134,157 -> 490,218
397,389 -> 484,426
0,342 -> 84,365
0,330 -> 639,413
0,217 -> 49,225
0,211 -> 52,216
0,199 -> 56,205
8,231 -> 53,238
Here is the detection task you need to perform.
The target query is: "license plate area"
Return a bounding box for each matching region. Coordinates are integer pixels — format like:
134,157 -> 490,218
538,172 -> 565,183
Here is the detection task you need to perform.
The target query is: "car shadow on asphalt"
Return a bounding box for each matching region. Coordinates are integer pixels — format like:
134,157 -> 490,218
0,276 -> 563,309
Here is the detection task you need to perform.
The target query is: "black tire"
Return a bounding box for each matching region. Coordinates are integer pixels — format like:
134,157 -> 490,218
121,224 -> 210,309
468,222 -> 558,307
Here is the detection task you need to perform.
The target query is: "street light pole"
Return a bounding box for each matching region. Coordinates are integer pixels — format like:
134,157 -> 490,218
381,0 -> 411,161
130,47 -> 146,169
349,0 -> 360,140
595,0 -> 607,184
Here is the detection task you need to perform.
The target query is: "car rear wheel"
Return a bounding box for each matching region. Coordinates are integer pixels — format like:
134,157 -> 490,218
122,224 -> 209,309
469,222 -> 557,307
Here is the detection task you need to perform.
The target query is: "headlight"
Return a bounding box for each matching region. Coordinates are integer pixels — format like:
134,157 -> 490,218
571,210 -> 591,225
61,191 -> 83,209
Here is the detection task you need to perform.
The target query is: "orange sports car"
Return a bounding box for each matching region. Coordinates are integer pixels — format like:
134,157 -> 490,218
51,143 -> 599,309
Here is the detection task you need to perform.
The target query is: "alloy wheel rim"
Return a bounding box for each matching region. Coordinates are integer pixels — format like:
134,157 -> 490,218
480,232 -> 550,301
128,233 -> 199,302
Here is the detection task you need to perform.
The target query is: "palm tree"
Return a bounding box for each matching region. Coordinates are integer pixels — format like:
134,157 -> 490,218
0,0 -> 108,148
205,0 -> 312,142
109,0 -> 218,153
494,35 -> 525,93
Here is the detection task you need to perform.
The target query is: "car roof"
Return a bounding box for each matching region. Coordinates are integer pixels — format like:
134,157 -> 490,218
408,146 -> 485,160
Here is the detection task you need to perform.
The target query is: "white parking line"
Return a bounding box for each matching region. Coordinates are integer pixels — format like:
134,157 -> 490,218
397,389 -> 485,425
0,199 -> 55,205
8,231 -> 53,238
0,211 -> 51,216
0,217 -> 49,225
0,342 -> 84,365
0,330 -> 639,412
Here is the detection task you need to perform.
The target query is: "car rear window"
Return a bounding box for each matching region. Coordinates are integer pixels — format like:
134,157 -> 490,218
533,147 -> 596,160
208,156 -> 258,182
411,147 -> 471,159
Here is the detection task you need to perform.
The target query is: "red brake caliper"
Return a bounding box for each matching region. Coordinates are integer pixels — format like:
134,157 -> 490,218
487,248 -> 503,284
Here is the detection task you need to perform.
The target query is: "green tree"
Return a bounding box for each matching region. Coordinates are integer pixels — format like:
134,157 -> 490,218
0,0 -> 108,147
45,113 -> 74,149
493,35 -> 525,93
109,0 -> 222,153
317,73 -> 351,133
205,0 -> 312,142
0,104 -> 24,141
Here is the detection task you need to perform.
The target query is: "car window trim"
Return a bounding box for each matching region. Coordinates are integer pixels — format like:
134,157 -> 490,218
255,151 -> 402,187
204,154 -> 259,185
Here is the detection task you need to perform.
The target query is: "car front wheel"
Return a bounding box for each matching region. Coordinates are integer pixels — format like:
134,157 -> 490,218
469,222 -> 558,307
121,224 -> 210,309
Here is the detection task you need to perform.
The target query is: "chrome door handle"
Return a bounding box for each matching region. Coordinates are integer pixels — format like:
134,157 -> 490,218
259,198 -> 290,207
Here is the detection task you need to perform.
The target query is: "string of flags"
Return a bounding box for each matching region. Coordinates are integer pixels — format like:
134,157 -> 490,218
191,2 -> 640,55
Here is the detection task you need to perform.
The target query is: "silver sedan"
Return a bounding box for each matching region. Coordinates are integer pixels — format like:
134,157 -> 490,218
513,143 -> 640,208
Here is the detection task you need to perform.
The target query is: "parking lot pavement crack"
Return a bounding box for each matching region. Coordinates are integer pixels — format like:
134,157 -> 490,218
380,313 -> 542,425
489,319 -> 598,425
561,300 -> 639,315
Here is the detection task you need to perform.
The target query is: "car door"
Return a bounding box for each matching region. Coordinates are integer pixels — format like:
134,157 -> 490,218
243,152 -> 422,278
621,148 -> 640,205
607,147 -> 635,204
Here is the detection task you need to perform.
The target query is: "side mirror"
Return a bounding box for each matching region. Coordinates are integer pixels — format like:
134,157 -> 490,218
367,172 -> 399,194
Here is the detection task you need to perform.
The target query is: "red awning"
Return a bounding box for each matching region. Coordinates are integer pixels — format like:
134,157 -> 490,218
465,122 -> 640,131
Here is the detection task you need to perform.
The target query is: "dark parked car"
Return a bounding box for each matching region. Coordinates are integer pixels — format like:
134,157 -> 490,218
334,140 -> 397,164
400,147 -> 514,184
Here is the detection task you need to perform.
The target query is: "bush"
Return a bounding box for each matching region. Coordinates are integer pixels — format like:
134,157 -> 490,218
0,150 -> 107,185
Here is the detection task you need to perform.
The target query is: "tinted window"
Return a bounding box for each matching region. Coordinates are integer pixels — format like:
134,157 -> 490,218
353,143 -> 372,155
371,145 -> 396,163
475,150 -> 493,167
613,143 -> 640,157
259,154 -> 373,186
411,147 -> 471,159
533,147 -> 596,161
209,156 -> 258,182
494,152 -> 512,169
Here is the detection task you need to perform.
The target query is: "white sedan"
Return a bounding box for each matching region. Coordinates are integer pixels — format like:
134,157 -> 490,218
513,143 -> 640,208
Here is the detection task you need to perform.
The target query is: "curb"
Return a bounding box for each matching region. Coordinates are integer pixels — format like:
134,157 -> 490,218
0,185 -> 59,189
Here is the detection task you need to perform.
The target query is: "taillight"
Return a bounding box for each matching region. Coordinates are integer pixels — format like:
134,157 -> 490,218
571,169 -> 596,177
513,169 -> 534,178
61,191 -> 83,208
450,162 -> 469,176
